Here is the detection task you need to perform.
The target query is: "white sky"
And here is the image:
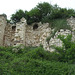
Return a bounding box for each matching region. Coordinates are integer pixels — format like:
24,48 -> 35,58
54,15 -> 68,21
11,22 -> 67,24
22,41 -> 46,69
0,0 -> 75,19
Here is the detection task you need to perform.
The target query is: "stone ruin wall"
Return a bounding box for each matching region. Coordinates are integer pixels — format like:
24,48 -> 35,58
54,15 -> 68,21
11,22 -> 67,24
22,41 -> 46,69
0,15 -> 75,52
0,15 -> 7,46
0,16 -> 51,48
25,22 -> 51,47
4,23 -> 15,46
48,16 -> 75,51
49,29 -> 72,52
3,17 -> 27,47
13,18 -> 51,47
13,18 -> 26,46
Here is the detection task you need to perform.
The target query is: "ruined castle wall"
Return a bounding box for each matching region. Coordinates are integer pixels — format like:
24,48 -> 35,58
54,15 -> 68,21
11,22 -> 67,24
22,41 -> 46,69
11,18 -> 51,47
0,16 -> 75,52
13,18 -> 26,46
47,17 -> 75,52
25,23 -> 51,47
0,15 -> 7,46
49,29 -> 72,52
4,23 -> 16,46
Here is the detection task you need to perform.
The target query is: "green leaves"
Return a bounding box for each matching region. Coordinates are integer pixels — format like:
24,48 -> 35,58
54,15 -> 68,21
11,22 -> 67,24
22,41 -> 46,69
37,2 -> 52,17
0,46 -> 75,74
54,35 -> 75,63
11,9 -> 25,23
10,2 -> 75,24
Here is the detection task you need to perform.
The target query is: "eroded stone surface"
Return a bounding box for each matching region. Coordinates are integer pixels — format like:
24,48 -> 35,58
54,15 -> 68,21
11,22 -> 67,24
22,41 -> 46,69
0,15 -> 75,52
49,29 -> 72,51
0,15 -> 7,46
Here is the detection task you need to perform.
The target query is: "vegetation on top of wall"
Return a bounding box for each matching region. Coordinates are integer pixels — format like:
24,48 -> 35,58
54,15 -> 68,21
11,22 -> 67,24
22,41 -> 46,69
11,9 -> 25,23
50,19 -> 71,30
46,19 -> 72,43
10,2 -> 75,24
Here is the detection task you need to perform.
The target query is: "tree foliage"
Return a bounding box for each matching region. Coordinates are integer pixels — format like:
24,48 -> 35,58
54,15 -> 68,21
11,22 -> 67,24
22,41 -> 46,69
11,9 -> 25,23
10,2 -> 75,24
26,7 -> 41,24
26,2 -> 52,24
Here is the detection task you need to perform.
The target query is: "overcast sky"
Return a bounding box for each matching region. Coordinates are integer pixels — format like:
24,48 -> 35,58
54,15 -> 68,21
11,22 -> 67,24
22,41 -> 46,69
0,0 -> 75,19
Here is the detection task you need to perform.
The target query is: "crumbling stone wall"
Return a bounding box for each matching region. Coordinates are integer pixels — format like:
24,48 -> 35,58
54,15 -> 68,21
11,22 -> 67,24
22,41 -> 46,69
49,29 -> 72,52
25,22 -> 51,47
4,23 -> 16,46
13,18 -> 26,46
9,18 -> 51,47
0,15 -> 7,46
0,15 -> 75,52
0,16 -> 51,47
48,17 -> 75,51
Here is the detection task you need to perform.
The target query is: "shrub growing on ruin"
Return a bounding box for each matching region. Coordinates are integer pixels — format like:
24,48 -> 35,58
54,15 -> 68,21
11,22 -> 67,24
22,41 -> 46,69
54,34 -> 75,63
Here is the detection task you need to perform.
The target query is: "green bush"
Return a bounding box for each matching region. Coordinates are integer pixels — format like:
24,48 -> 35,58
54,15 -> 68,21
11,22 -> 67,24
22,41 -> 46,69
54,35 -> 75,63
25,47 -> 60,61
0,46 -> 75,75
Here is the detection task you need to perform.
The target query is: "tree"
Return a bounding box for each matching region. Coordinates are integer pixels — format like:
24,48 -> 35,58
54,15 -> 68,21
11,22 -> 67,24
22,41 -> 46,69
26,7 -> 41,24
37,2 -> 52,21
11,9 -> 25,23
37,2 -> 52,17
26,2 -> 52,24
10,2 -> 75,24
67,9 -> 75,17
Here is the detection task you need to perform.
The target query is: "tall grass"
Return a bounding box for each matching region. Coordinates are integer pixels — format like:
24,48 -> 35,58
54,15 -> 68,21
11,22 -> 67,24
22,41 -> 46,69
46,19 -> 72,43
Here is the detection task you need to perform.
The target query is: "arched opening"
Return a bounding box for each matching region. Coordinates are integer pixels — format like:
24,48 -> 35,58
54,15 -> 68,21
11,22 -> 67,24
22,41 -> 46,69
12,26 -> 16,31
33,24 -> 38,30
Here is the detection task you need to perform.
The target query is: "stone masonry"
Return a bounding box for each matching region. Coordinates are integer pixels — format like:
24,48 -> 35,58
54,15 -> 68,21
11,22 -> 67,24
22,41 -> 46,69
0,15 -> 51,48
0,15 -> 7,46
0,15 -> 75,51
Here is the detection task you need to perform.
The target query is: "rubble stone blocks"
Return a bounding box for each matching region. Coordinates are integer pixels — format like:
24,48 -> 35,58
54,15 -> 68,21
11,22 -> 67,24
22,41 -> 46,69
0,15 -> 7,46
0,15 -> 75,52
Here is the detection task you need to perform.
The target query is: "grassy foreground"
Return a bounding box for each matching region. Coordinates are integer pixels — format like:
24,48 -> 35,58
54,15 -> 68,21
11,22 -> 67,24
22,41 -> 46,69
0,46 -> 75,75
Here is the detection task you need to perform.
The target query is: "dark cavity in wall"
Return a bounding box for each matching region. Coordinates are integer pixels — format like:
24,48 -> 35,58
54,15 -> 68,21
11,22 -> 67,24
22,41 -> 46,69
33,24 -> 38,30
12,26 -> 16,31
